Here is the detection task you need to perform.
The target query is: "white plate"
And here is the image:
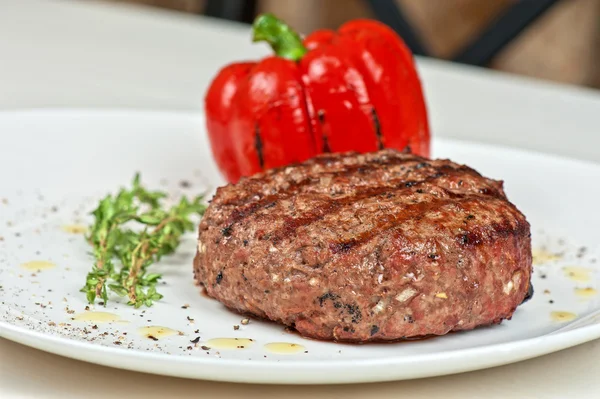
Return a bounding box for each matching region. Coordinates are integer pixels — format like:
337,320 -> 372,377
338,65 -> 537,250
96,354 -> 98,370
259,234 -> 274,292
1,110 -> 600,384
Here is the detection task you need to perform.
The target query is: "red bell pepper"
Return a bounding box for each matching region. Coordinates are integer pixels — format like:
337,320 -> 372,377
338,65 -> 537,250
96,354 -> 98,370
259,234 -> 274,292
205,14 -> 430,183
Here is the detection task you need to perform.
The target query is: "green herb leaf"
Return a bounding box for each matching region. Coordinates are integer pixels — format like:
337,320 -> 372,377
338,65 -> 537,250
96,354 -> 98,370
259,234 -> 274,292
81,174 -> 206,308
109,284 -> 128,297
151,293 -> 163,301
86,290 -> 96,304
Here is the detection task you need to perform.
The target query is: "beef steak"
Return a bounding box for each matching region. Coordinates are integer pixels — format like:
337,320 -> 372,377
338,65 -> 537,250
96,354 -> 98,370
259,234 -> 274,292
194,149 -> 532,342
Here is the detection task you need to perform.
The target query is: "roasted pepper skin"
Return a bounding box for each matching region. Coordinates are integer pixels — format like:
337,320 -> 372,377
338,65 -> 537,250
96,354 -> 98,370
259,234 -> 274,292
205,14 -> 430,183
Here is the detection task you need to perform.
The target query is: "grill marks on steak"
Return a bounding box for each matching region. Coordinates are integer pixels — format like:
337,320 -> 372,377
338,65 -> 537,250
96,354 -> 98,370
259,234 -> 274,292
194,149 -> 532,342
218,153 -> 447,209
217,155 -> 504,246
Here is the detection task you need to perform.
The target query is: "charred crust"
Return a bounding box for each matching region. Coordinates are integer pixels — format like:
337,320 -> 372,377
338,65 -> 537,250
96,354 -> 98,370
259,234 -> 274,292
317,109 -> 325,123
404,314 -> 414,323
371,108 -> 384,150
458,220 -> 529,247
322,134 -> 331,153
521,281 -> 534,304
330,240 -> 356,254
493,220 -> 530,238
370,325 -> 380,336
216,271 -> 223,285
460,234 -> 470,245
318,110 -> 332,153
242,239 -> 248,246
271,189 -> 473,255
221,156 -> 445,231
254,124 -> 265,170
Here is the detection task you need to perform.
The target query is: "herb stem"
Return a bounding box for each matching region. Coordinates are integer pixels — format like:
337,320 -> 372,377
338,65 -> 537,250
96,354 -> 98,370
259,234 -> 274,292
81,175 -> 206,308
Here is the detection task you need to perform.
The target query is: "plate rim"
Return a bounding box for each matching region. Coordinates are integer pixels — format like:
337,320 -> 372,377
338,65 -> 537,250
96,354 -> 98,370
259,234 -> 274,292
2,316 -> 600,384
1,108 -> 600,384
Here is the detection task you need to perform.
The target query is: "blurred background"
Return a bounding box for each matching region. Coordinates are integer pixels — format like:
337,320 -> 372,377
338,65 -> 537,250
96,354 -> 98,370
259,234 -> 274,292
103,0 -> 600,89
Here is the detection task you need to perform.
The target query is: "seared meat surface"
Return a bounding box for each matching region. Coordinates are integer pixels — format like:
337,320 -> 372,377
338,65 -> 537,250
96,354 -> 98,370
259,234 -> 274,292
194,149 -> 532,342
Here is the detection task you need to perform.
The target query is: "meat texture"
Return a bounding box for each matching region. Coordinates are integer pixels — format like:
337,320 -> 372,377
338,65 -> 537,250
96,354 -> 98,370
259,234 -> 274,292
194,149 -> 532,342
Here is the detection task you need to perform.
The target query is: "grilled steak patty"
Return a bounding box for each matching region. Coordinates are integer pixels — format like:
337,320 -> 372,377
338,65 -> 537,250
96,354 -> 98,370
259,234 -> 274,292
194,149 -> 532,342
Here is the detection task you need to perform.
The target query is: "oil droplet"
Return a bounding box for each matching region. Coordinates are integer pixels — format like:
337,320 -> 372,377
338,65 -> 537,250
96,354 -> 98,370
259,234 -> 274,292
562,266 -> 593,282
73,311 -> 122,323
532,248 -> 561,264
137,326 -> 179,340
62,224 -> 88,234
205,338 -> 254,350
264,342 -> 305,355
574,287 -> 598,299
20,260 -> 56,271
550,311 -> 577,322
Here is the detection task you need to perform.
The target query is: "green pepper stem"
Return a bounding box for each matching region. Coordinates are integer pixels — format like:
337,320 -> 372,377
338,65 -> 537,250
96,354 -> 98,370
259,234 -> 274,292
252,13 -> 307,61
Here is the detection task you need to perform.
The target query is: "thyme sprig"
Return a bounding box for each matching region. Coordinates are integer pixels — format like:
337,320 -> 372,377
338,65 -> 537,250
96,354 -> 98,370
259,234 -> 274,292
81,174 -> 206,308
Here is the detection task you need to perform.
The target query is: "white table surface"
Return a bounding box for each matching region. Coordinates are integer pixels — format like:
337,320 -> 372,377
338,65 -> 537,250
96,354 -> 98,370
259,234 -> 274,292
1,0 -> 600,397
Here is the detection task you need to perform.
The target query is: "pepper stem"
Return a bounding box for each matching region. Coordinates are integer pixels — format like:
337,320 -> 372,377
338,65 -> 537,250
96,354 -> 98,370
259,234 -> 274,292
252,13 -> 307,61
